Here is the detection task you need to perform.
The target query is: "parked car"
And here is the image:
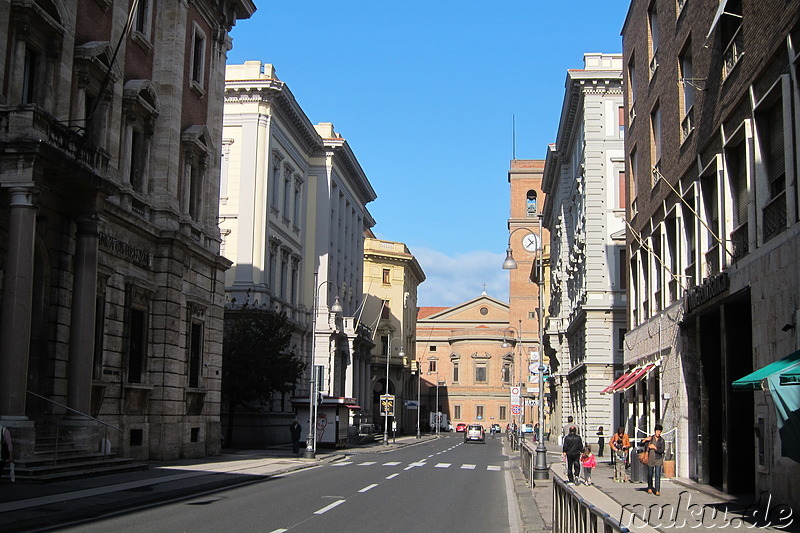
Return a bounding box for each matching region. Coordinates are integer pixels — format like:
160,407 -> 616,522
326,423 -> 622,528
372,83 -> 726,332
455,423 -> 468,433
464,424 -> 485,443
521,423 -> 535,434
490,423 -> 502,434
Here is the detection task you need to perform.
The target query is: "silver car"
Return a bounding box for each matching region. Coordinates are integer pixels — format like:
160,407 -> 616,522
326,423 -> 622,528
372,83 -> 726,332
464,424 -> 485,443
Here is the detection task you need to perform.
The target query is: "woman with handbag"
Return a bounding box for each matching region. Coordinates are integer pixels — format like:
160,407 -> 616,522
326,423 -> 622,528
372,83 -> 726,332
640,424 -> 665,495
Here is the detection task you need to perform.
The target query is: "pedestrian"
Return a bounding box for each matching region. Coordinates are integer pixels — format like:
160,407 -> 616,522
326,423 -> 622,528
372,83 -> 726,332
596,426 -> 605,457
0,424 -> 14,483
580,445 -> 596,485
562,415 -> 580,436
641,424 -> 666,496
533,422 -> 540,443
561,426 -> 583,485
609,426 -> 631,482
289,419 -> 302,455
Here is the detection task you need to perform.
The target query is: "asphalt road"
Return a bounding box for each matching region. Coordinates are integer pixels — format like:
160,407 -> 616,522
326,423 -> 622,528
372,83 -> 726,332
57,434 -> 516,533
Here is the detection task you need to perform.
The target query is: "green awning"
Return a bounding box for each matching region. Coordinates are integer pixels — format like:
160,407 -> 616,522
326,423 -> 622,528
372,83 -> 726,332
732,350 -> 800,390
781,364 -> 800,386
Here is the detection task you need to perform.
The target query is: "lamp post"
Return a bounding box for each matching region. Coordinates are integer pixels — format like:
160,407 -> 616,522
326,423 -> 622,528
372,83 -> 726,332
383,337 -> 403,445
501,323 -> 523,430
304,273 -> 343,459
503,220 -> 549,480
415,360 -> 421,438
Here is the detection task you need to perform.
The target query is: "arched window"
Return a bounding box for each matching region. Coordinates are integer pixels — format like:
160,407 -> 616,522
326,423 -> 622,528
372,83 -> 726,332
526,190 -> 538,217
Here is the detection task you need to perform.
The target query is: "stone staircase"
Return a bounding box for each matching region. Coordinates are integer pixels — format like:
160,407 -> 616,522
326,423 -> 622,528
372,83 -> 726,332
10,435 -> 148,483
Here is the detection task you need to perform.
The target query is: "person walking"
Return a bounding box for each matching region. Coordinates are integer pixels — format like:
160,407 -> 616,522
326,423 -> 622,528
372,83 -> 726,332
561,426 -> 583,485
289,419 -> 302,455
641,424 -> 666,495
596,426 -> 605,457
609,426 -> 631,482
580,445 -> 597,485
0,424 -> 14,483
562,415 -> 580,436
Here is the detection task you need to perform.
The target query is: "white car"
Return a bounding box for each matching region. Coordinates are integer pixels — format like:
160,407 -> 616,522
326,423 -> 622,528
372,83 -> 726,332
521,423 -> 535,434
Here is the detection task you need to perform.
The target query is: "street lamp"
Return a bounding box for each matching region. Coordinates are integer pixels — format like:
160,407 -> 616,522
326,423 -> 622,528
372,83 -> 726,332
383,337 -> 404,445
304,273 -> 343,459
503,219 -> 549,480
501,323 -> 523,430
415,360 -> 422,438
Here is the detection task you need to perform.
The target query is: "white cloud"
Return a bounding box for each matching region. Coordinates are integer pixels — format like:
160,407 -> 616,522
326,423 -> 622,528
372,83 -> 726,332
413,247 -> 509,308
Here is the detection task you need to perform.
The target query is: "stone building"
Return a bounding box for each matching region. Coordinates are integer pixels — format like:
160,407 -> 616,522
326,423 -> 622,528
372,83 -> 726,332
416,294 -> 513,431
221,62 -> 377,448
541,53 -> 627,439
362,235 -> 425,435
622,0 -> 800,502
505,160 -> 551,431
0,0 -> 256,462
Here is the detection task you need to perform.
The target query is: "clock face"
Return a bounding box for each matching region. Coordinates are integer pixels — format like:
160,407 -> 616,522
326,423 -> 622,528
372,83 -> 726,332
522,234 -> 540,252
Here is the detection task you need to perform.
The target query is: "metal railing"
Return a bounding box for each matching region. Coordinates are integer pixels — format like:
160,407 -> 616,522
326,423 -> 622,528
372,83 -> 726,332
553,475 -> 633,533
28,391 -> 121,465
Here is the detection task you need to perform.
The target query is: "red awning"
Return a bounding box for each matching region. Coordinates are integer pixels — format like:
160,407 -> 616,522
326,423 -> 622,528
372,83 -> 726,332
346,404 -> 362,410
600,372 -> 631,394
617,364 -> 655,392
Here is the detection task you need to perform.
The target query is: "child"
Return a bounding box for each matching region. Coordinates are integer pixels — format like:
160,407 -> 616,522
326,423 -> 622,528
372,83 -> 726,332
580,445 -> 597,485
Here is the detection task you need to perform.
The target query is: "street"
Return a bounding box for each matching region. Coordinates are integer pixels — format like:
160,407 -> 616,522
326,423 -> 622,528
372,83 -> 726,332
56,434 -> 516,533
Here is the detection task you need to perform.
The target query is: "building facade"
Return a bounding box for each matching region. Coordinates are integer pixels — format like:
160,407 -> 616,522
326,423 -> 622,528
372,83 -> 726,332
416,295 -> 513,431
541,53 -> 627,440
506,160 -> 551,431
362,235 -> 425,434
221,62 -> 378,447
622,0 -> 800,502
0,0 -> 256,461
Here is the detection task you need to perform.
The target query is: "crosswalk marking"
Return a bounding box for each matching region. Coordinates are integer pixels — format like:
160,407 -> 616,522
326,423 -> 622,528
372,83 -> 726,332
332,462 -> 352,467
382,462 -> 401,466
487,465 -> 502,471
435,463 -> 451,468
357,461 -> 376,466
331,460 -> 502,472
314,499 -> 346,515
461,464 -> 476,470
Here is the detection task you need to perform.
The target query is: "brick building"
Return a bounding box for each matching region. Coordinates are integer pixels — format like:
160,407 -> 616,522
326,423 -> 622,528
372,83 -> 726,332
0,0 -> 256,462
622,0 -> 800,502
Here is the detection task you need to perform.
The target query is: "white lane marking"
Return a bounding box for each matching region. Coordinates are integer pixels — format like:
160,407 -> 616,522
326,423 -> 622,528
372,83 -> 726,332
383,461 -> 401,466
461,464 -> 476,470
404,461 -> 427,471
386,473 -> 400,479
487,465 -> 502,471
435,463 -> 451,468
331,462 -> 353,467
357,461 -> 376,466
427,454 -> 434,458
359,484 -> 378,493
269,529 -> 288,533
314,499 -> 346,515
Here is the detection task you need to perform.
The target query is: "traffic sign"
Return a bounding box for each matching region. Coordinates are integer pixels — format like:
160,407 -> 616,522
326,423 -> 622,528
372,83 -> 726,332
510,386 -> 521,408
511,405 -> 522,415
380,394 -> 395,416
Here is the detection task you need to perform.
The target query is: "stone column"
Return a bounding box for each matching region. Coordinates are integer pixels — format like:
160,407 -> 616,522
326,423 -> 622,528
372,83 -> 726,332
66,217 -> 99,417
0,187 -> 37,417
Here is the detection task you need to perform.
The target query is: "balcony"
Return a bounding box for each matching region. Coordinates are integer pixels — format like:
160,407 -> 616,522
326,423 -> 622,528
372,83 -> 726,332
704,244 -> 720,277
722,27 -> 744,79
731,222 -> 749,261
763,192 -> 786,242
681,108 -> 694,142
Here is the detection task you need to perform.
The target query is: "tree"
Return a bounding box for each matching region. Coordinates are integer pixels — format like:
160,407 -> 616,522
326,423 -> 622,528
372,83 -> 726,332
222,302 -> 305,446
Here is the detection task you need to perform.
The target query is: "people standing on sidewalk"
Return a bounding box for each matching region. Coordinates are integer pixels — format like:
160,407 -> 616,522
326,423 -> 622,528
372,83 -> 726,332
561,426 -> 583,485
596,426 -> 605,457
609,426 -> 631,482
580,445 -> 596,485
562,416 -> 580,436
0,424 -> 14,482
289,420 -> 302,455
641,424 -> 665,495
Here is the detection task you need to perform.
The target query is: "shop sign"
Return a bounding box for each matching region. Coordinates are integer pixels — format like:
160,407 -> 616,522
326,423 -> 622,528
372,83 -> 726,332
686,272 -> 729,312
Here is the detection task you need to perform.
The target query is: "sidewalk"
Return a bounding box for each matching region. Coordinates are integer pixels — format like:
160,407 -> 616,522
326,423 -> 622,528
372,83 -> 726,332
0,434 -> 434,532
523,440 -> 799,532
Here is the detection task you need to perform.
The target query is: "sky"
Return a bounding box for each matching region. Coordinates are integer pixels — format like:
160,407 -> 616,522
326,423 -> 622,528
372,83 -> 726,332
228,1 -> 632,307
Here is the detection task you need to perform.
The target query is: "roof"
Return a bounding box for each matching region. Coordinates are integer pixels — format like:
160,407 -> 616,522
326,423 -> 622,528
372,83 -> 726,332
418,307 -> 448,319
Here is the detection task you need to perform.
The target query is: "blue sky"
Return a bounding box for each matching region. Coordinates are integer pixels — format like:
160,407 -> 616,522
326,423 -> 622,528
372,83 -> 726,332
229,1 -> 632,307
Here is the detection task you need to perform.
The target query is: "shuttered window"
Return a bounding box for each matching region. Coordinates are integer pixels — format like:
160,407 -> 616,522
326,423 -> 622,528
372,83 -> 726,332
764,101 -> 785,198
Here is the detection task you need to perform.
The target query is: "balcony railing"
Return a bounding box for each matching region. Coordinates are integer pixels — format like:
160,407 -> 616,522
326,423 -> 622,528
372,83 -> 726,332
731,222 -> 749,261
723,27 -> 744,79
650,51 -> 659,77
704,244 -> 720,277
685,263 -> 696,288
763,191 -> 786,243
681,108 -> 694,142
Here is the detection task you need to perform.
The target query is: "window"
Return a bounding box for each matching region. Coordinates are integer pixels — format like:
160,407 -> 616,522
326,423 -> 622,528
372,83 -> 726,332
190,24 -> 207,93
382,268 -> 391,284
528,311 -> 536,319
188,321 -> 203,388
271,152 -> 283,208
757,96 -> 787,242
381,300 -> 390,319
181,126 -> 212,222
293,178 -> 303,225
133,0 -> 152,41
429,345 -> 437,352
619,248 -> 627,290
679,48 -> 695,140
629,147 -> 639,211
648,4 -> 660,76
428,359 -> 438,373
476,405 -> 484,420
453,363 -> 459,383
122,81 -> 159,195
283,174 -> 291,216
127,300 -> 148,384
502,363 -> 511,383
93,293 -> 106,380
618,106 -> 625,139
701,172 -> 720,276
651,105 -> 662,185
454,405 -> 461,420
479,306 -> 489,315
130,429 -> 143,446
381,335 -> 389,356
618,171 -> 626,209
190,427 -> 200,443
526,190 -> 538,216
617,329 -> 627,353
499,406 -> 507,421
628,55 -> 637,122
726,138 -> 749,259
475,364 -> 487,383
720,0 -> 743,78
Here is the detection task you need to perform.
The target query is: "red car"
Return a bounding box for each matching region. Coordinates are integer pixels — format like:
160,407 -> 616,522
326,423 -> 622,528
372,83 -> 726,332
455,423 -> 468,432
